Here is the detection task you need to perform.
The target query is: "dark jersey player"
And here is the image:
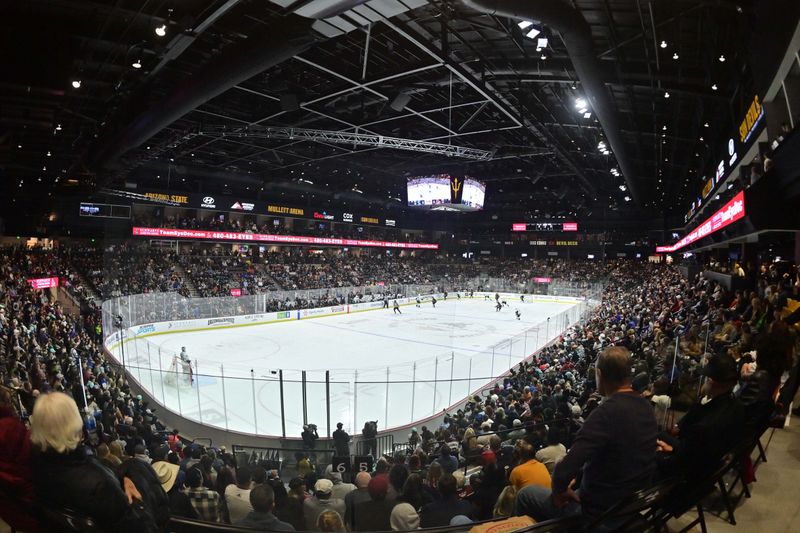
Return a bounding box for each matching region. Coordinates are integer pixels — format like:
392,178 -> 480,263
431,296 -> 437,308
495,301 -> 502,312
515,309 -> 521,321
443,290 -> 448,300
383,297 -> 389,309
520,294 -> 525,304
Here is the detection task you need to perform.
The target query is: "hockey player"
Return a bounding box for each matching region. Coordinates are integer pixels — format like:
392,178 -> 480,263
469,290 -> 474,298
431,296 -> 437,308
495,293 -> 500,303
456,293 -> 461,300
383,296 -> 389,309
393,300 -> 402,314
180,346 -> 189,363
502,300 -> 510,308
415,295 -> 422,308
485,294 -> 490,301
443,290 -> 448,300
520,294 -> 525,304
515,309 -> 521,321
495,301 -> 502,312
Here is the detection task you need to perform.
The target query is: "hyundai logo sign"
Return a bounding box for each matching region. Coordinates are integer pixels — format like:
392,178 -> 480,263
201,196 -> 216,208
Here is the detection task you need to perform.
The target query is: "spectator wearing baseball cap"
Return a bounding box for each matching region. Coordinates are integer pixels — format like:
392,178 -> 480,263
656,353 -> 745,480
303,478 -> 345,531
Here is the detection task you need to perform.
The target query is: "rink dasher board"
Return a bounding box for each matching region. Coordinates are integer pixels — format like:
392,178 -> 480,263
104,292 -> 585,352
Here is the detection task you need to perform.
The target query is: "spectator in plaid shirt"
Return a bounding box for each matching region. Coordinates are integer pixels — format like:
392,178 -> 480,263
185,467 -> 222,522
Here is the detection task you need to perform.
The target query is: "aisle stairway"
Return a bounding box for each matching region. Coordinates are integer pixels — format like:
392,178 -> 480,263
253,262 -> 283,290
173,263 -> 201,297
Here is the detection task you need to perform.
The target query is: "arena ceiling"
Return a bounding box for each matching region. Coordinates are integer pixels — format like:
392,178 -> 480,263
1,0 -> 758,226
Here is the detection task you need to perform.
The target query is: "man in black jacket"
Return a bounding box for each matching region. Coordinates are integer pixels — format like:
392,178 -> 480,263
516,346 -> 657,521
657,354 -> 744,479
419,473 -> 473,527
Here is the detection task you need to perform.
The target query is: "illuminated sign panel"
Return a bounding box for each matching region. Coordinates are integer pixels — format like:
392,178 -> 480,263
28,277 -> 59,289
512,223 -> 527,232
132,227 -> 439,250
739,95 -> 764,144
360,216 -> 379,224
656,191 -> 745,253
563,222 -> 578,231
702,177 -> 715,198
267,205 -> 305,216
143,192 -> 189,204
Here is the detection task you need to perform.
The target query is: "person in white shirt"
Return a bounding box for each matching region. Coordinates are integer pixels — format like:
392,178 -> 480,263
225,466 -> 254,524
535,428 -> 568,474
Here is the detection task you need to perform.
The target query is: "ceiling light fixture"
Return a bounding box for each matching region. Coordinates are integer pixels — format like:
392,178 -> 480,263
624,195 -> 631,202
662,125 -> 667,130
155,24 -> 167,37
660,40 -> 667,48
132,58 -> 142,69
718,54 -> 725,62
664,91 -> 670,98
540,53 -> 547,60
704,122 -> 709,127
583,112 -> 591,118
574,98 -> 587,109
55,123 -> 62,131
526,27 -> 541,39
71,80 -> 81,89
619,184 -> 627,191
672,52 -> 679,60
711,83 -> 718,91
518,21 -> 534,30
537,37 -> 548,49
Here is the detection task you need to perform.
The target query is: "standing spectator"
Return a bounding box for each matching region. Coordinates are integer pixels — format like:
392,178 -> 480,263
353,475 -> 397,532
332,422 -> 350,457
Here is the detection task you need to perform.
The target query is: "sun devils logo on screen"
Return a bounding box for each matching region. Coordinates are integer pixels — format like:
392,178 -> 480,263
450,176 -> 463,204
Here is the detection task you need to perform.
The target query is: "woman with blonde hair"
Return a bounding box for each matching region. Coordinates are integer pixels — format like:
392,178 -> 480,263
30,392 -> 154,531
316,509 -> 346,532
493,485 -> 517,517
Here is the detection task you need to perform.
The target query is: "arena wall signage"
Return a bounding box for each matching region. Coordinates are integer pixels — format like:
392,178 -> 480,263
684,94 -> 764,223
657,190 -> 745,253
267,204 -> 305,216
512,222 -> 579,232
28,277 -> 59,289
132,227 -> 439,250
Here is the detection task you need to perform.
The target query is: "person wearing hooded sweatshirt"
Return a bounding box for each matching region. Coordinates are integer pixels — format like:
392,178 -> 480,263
391,503 -> 420,530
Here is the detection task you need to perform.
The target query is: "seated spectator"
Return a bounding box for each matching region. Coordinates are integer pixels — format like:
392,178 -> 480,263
151,459 -> 198,519
184,467 -> 222,523
238,483 -> 295,531
435,446 -> 458,474
535,427 -> 568,474
353,474 -> 397,532
419,473 -> 472,527
508,440 -> 551,491
30,392 -> 158,531
275,477 -> 307,531
0,389 -> 35,531
225,465 -> 254,524
515,347 -> 657,522
317,509 -> 346,532
391,502 -> 420,530
657,354 -> 744,480
344,471 -> 372,530
304,478 -> 346,531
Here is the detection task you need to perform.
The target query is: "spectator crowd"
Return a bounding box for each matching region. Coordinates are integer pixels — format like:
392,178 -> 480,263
1,243 -> 798,532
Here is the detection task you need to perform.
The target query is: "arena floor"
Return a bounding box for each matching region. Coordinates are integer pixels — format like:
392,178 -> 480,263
121,296 -> 580,437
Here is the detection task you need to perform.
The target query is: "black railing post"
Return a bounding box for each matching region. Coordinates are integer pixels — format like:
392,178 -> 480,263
279,370 -> 286,438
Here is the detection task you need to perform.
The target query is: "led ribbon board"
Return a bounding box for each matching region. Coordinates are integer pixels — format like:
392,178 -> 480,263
132,227 -> 440,250
656,191 -> 745,253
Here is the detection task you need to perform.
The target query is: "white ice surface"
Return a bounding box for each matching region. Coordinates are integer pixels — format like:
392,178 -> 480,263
120,297 -> 579,437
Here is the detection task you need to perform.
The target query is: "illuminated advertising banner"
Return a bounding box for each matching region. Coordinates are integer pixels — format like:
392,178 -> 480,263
512,222 -> 578,232
267,204 -> 305,216
532,277 -> 552,283
132,227 -> 440,250
230,288 -> 242,297
701,177 -> 715,198
28,277 -> 59,289
656,190 -> 745,253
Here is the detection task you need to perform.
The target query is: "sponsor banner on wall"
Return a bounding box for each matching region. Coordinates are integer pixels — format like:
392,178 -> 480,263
230,288 -> 242,297
132,227 -> 439,249
532,277 -> 552,283
28,277 -> 59,289
277,311 -> 292,319
207,317 -> 235,326
136,324 -> 156,335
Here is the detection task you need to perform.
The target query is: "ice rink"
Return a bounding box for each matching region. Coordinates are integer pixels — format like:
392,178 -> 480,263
119,296 -> 582,437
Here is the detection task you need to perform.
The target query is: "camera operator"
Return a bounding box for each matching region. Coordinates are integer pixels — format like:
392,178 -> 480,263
361,420 -> 378,458
302,424 -> 319,451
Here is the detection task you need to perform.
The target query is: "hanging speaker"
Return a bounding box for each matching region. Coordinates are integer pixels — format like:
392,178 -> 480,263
389,93 -> 411,112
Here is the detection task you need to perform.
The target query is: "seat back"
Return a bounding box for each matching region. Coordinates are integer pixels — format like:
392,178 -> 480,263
584,476 -> 682,532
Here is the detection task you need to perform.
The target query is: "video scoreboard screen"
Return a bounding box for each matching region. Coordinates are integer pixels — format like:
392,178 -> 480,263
407,174 -> 485,211
512,222 -> 578,232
